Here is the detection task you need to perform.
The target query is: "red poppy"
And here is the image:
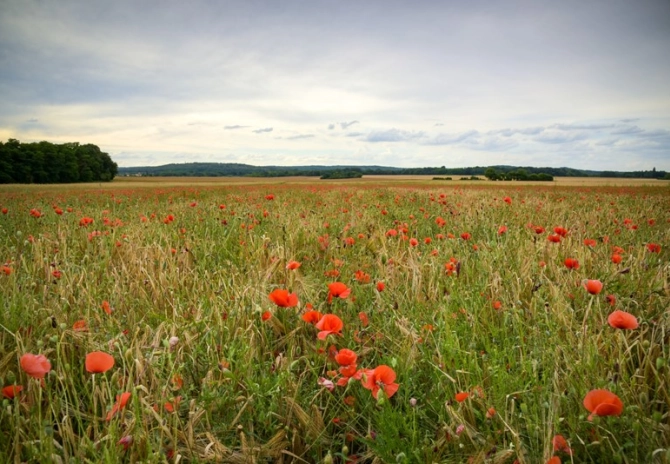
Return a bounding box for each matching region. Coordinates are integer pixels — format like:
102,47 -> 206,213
327,282 -> 351,303
497,225 -> 507,236
547,234 -> 561,243
605,294 -> 616,306
261,311 -> 272,321
354,270 -> 371,284
546,457 -> 561,464
2,385 -> 23,399
85,351 -> 115,373
460,232 -> 471,240
301,310 -> 323,324
106,392 -> 132,421
607,310 -> 638,330
646,243 -> 661,253
1,265 -> 11,276
268,289 -> 298,308
552,434 -> 573,455
553,227 -> 568,237
286,260 -> 301,270
611,254 -> 622,264
503,196 -> 512,205
118,435 -> 133,450
492,300 -> 502,310
20,353 -> 51,379
315,314 -> 344,340
583,238 -> 597,247
409,238 -> 419,247
585,280 -> 603,295
455,392 -> 469,403
265,194 -> 275,201
583,389 -> 623,421
362,365 -> 399,399
1,207 -> 7,214
335,348 -> 357,366
101,300 -> 113,315
72,319 -> 87,331
30,208 -> 42,218
564,258 -> 579,270
533,226 -> 545,234
358,311 -> 369,327
376,281 -> 385,292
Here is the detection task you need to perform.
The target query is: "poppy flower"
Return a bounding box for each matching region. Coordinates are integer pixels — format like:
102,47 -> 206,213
611,254 -> 622,264
546,457 -> 561,464
552,434 -> 573,455
460,232 -> 471,240
547,234 -> 561,243
72,319 -> 87,331
261,311 -> 272,321
301,310 -> 323,324
20,353 -> 51,379
583,238 -> 597,247
376,281 -> 385,292
646,243 -> 661,253
315,314 -> 344,340
106,392 -> 132,421
118,435 -> 133,450
358,311 -> 369,327
584,279 -> 603,295
85,352 -> 115,373
409,238 -> 419,247
607,310 -> 638,330
485,407 -> 496,419
605,294 -> 616,306
362,365 -> 399,399
533,226 -> 545,234
455,392 -> 469,403
553,227 -> 568,237
286,260 -> 301,270
583,389 -> 623,421
564,258 -> 579,270
268,289 -> 298,308
1,265 -> 11,276
327,282 -> 351,303
101,300 -> 113,315
317,377 -> 335,392
503,196 -> 512,205
335,348 -> 357,366
497,225 -> 507,236
2,385 -> 23,399
354,270 -> 371,284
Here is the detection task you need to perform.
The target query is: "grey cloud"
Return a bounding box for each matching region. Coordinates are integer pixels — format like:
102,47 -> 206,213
27,118 -> 39,123
345,132 -> 365,138
340,120 -> 359,129
596,138 -> 619,146
284,134 -> 315,140
327,124 -> 335,130
365,129 -> 424,143
620,118 -> 639,123
224,125 -> 249,130
550,123 -> 615,131
494,127 -> 545,137
423,130 -> 479,146
611,125 -> 644,135
465,136 -> 518,152
636,129 -> 670,138
533,131 -> 589,144
253,127 -> 273,134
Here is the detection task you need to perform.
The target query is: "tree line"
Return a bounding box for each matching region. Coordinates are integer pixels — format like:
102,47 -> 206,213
0,139 -> 118,184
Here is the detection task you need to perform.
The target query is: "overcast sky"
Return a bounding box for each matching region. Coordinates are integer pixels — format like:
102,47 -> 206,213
1,0 -> 669,170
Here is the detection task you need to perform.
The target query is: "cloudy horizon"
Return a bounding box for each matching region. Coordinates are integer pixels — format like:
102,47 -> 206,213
1,0 -> 669,170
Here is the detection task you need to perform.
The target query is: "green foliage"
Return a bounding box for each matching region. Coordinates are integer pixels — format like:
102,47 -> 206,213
0,139 -> 117,184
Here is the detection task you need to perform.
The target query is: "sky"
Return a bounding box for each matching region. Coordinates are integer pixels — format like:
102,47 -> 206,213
1,0 -> 669,171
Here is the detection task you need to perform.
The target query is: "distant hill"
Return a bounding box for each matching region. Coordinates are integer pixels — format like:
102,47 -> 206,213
117,162 -> 668,180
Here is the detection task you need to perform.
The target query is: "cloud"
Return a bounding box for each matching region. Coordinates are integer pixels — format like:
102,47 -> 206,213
26,118 -> 39,123
365,128 -> 424,143
423,130 -> 479,146
252,127 -> 273,134
284,134 -> 315,140
339,120 -> 359,129
328,124 -> 335,130
224,125 -> 249,130
493,127 -> 545,137
532,131 -> 589,144
345,132 -> 365,138
611,125 -> 644,135
550,123 -> 615,131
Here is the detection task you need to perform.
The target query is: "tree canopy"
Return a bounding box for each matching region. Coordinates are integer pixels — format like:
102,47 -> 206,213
0,139 -> 117,184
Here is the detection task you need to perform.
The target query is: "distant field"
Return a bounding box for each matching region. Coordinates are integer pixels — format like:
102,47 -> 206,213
2,175 -> 666,191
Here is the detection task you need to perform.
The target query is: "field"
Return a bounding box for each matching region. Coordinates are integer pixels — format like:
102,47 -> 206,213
0,178 -> 668,463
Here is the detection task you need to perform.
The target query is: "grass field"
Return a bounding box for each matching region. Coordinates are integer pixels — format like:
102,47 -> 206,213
0,178 -> 668,463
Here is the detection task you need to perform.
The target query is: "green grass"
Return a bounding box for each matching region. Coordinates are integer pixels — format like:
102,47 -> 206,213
0,182 -> 668,463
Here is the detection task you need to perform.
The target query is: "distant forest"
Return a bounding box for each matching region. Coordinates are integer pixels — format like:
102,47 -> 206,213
118,162 -> 669,180
0,139 -> 118,184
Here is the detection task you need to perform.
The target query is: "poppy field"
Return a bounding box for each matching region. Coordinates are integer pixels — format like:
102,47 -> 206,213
0,180 -> 669,463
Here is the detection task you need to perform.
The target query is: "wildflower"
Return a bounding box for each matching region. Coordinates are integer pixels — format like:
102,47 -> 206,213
286,260 -> 301,270
327,282 -> 351,303
552,434 -> 573,456
358,311 -> 369,327
20,353 -> 51,379
1,265 -> 11,276
455,392 -> 469,403
564,258 -> 579,270
106,392 -> 132,421
583,389 -> 623,421
168,336 -> 179,348
460,232 -> 471,240
265,194 -> 275,201
362,365 -> 399,399
301,310 -> 323,324
354,270 -> 371,284
318,377 -> 335,392
607,310 -> 638,330
497,225 -> 507,236
118,435 -> 133,450
546,457 -> 561,464
611,254 -> 622,264
30,208 -> 42,218
584,279 -> 603,295
646,243 -> 661,253
101,300 -> 113,315
376,281 -> 385,292
335,348 -> 357,367
605,294 -> 616,306
85,352 -> 115,374
315,314 -> 344,340
533,226 -> 545,234
503,196 -> 512,205
486,407 -> 496,419
583,238 -> 597,247
2,385 -> 23,399
73,319 -> 87,331
261,311 -> 272,321
268,289 -> 298,308
553,227 -> 568,237
492,300 -> 502,310
547,234 -> 561,243
409,238 -> 419,247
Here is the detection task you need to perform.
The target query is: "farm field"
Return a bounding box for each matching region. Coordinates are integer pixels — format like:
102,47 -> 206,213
0,180 -> 668,463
